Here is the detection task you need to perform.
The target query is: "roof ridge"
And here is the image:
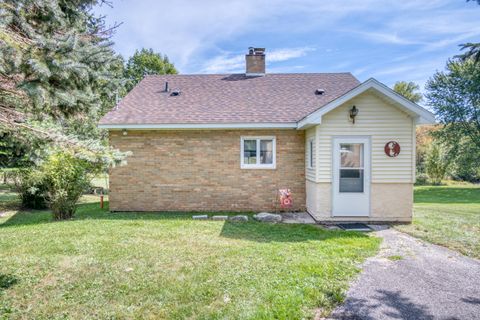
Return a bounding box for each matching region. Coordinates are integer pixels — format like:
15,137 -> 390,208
145,72 -> 356,77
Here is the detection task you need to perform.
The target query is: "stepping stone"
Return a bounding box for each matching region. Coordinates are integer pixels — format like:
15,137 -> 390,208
253,212 -> 282,223
229,215 -> 248,222
192,215 -> 208,220
212,215 -> 228,221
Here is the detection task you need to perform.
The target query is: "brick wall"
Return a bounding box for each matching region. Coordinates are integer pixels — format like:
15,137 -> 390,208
109,129 -> 306,212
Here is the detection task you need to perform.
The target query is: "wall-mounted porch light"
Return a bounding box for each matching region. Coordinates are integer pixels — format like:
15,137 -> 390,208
349,105 -> 358,124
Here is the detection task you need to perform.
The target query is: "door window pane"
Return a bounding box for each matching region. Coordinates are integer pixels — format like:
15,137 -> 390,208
243,140 -> 257,164
340,169 -> 364,192
339,143 -> 364,193
340,143 -> 363,168
260,140 -> 273,164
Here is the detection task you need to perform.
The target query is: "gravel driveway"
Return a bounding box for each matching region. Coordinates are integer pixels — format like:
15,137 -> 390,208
328,228 -> 480,320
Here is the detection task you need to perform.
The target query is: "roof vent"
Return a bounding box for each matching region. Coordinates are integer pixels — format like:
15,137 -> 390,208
170,90 -> 181,96
315,89 -> 325,95
164,81 -> 169,92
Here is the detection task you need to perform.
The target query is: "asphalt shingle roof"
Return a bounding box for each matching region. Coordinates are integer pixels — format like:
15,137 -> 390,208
99,73 -> 360,125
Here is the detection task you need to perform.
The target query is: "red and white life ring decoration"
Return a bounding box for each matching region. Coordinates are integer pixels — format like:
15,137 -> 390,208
279,188 -> 293,208
384,141 -> 401,157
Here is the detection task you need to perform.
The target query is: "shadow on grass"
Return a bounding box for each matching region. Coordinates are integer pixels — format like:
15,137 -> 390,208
0,274 -> 18,292
0,201 -> 212,228
220,220 -> 368,243
0,201 -> 368,243
415,186 -> 480,204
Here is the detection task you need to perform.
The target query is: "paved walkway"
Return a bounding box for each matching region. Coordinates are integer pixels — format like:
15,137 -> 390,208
281,212 -> 316,224
328,228 -> 480,320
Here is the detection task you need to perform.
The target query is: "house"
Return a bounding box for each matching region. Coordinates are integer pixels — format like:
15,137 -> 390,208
99,47 -> 435,222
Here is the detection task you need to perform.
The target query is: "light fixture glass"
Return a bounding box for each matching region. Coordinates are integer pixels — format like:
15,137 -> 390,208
349,105 -> 358,124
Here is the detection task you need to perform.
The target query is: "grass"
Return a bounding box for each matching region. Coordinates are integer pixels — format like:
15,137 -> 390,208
387,255 -> 403,261
0,184 -> 20,212
0,188 -> 380,319
397,184 -> 480,259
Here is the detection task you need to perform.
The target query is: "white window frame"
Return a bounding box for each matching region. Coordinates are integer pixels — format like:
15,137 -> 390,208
240,136 -> 276,169
307,138 -> 314,169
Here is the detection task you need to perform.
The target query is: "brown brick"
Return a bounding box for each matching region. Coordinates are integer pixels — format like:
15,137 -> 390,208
109,130 -> 305,212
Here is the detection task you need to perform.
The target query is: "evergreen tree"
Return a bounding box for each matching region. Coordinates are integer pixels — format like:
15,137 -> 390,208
458,0 -> 480,62
0,0 -> 125,167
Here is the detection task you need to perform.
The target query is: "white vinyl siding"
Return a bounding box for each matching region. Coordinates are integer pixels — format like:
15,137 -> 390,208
315,92 -> 415,183
305,127 -> 316,181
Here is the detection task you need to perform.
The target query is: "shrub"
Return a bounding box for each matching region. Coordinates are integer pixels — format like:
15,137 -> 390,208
41,151 -> 98,220
425,143 -> 449,185
448,140 -> 480,183
12,169 -> 48,209
415,172 -> 429,186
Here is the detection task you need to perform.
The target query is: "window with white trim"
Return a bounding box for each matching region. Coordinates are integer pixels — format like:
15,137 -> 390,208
240,136 -> 276,169
308,138 -> 314,168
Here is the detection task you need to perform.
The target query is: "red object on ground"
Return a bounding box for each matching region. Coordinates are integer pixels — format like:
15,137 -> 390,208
279,189 -> 293,208
100,195 -> 104,209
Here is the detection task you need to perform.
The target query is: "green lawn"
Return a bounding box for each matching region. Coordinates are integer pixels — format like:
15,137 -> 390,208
0,192 -> 380,319
0,184 -> 19,212
397,184 -> 480,259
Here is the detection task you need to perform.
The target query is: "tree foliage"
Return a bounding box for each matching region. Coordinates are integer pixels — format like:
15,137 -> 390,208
124,48 -> 177,91
458,0 -> 480,62
426,60 -> 480,151
393,81 -> 423,103
0,0 -> 131,217
42,150 -> 101,219
13,168 -> 49,209
0,0 -> 126,168
426,59 -> 480,182
415,125 -> 438,173
425,143 -> 449,185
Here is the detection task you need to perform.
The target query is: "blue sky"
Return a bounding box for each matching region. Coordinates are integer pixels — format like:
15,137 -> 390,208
95,0 -> 480,89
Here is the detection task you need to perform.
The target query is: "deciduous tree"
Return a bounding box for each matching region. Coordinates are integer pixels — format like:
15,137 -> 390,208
124,48 -> 177,91
426,59 -> 480,182
393,81 -> 423,103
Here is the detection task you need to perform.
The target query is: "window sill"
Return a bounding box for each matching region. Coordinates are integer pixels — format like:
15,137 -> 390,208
241,164 -> 276,170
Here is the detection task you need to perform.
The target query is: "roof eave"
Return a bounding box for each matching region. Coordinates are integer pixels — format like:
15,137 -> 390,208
297,78 -> 436,129
98,122 -> 298,130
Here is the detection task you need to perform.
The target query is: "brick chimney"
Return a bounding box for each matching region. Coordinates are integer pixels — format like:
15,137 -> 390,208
246,47 -> 265,76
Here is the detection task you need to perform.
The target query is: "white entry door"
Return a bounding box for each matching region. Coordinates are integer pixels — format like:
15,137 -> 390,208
332,137 -> 370,217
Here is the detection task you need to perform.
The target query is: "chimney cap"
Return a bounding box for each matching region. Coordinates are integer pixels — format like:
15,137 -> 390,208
248,47 -> 265,55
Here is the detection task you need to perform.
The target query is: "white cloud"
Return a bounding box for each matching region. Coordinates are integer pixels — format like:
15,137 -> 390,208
201,47 -> 315,73
268,47 -> 316,62
352,31 -> 425,46
95,0 -> 268,70
95,0 -> 480,84
201,54 -> 244,74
